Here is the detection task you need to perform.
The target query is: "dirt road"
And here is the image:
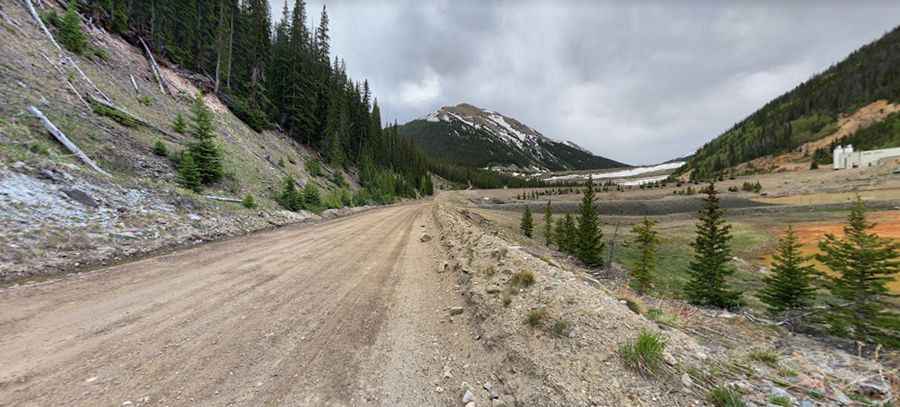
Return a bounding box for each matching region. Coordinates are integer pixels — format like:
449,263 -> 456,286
0,202 -> 491,406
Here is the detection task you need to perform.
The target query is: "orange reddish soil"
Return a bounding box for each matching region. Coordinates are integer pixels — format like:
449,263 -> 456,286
769,210 -> 900,292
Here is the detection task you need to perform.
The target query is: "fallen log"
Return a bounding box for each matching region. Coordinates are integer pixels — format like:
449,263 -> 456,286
139,37 -> 170,96
28,105 -> 111,177
204,195 -> 242,203
85,94 -> 179,141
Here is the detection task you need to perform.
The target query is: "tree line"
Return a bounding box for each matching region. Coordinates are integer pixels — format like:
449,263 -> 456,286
521,183 -> 900,348
76,0 -> 537,193
681,25 -> 900,180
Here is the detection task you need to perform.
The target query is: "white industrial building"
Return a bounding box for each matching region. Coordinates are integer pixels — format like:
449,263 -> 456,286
833,144 -> 900,169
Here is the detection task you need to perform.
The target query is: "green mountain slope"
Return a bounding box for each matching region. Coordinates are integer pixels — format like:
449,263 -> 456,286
681,25 -> 900,178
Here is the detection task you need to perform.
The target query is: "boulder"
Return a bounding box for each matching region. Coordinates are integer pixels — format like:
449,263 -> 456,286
62,188 -> 99,208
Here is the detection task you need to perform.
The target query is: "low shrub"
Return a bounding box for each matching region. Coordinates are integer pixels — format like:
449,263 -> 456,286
768,395 -> 791,407
510,270 -> 535,288
551,319 -> 572,337
619,330 -> 667,375
242,194 -> 256,209
305,159 -> 322,177
645,308 -> 681,327
748,349 -> 779,368
152,140 -> 167,156
707,386 -> 745,407
526,308 -> 547,327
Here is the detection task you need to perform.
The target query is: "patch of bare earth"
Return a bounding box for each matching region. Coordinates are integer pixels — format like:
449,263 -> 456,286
736,100 -> 900,173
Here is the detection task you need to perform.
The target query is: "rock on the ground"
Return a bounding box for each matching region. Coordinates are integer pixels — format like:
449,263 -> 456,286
61,188 -> 99,208
449,306 -> 464,316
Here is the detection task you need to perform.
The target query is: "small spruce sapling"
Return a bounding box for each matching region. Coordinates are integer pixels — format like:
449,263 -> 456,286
520,206 -> 534,238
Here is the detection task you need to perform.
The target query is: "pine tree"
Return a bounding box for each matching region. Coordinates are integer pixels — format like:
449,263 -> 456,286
554,216 -> 568,251
110,0 -> 128,34
757,226 -> 819,318
576,175 -> 605,267
630,218 -> 659,295
278,176 -> 300,211
544,200 -> 553,246
177,151 -> 201,192
173,113 -> 187,134
520,206 -> 534,238
187,93 -> 223,184
60,0 -> 87,54
152,140 -> 167,156
817,198 -> 900,345
303,183 -> 321,210
685,183 -> 742,309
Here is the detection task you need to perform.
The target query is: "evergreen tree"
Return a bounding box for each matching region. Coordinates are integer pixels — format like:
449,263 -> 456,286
520,206 -> 534,238
757,226 -> 819,319
543,200 -> 553,245
278,176 -> 300,211
554,216 -> 568,251
173,112 -> 187,134
187,93 -> 223,184
177,151 -> 201,192
110,0 -> 128,34
303,183 -> 321,210
576,176 -> 605,267
817,198 -> 900,345
630,218 -> 659,295
685,183 -> 742,309
60,0 -> 87,54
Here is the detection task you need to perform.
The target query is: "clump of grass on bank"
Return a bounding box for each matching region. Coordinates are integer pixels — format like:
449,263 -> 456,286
510,270 -> 535,288
747,349 -> 779,368
619,329 -> 667,375
645,308 -> 681,328
707,385 -> 745,407
526,308 -> 547,327
551,319 -> 572,337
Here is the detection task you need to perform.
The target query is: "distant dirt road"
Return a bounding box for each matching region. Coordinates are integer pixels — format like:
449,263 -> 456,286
0,202 -> 489,406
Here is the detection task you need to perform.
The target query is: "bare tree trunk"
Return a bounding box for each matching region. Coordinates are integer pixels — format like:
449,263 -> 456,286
22,0 -> 62,52
225,12 -> 233,90
140,37 -> 169,96
214,0 -> 225,94
28,105 -> 111,177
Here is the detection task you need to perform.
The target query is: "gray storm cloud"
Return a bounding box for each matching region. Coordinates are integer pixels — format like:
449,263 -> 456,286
270,0 -> 900,164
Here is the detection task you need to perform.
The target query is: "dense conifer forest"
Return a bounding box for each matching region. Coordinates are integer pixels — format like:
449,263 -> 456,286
78,0 -> 532,194
681,25 -> 900,179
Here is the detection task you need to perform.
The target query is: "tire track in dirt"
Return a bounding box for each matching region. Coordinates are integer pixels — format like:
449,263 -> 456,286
0,203 -> 455,406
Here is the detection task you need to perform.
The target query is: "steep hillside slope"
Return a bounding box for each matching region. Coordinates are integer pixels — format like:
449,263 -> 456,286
0,1 -> 358,282
398,103 -> 626,172
682,25 -> 900,178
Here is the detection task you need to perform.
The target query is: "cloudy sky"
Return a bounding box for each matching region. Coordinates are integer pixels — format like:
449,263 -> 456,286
270,0 -> 900,165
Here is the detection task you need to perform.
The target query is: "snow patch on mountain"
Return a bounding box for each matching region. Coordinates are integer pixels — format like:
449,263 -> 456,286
547,161 -> 684,181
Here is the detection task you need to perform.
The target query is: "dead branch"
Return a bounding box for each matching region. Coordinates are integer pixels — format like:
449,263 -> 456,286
40,52 -> 90,109
129,74 -> 139,94
28,105 -> 111,177
139,37 -> 170,96
204,195 -> 242,203
63,56 -> 111,103
21,0 -> 62,52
